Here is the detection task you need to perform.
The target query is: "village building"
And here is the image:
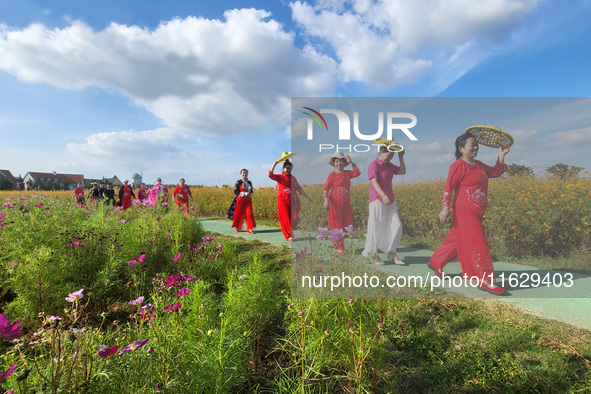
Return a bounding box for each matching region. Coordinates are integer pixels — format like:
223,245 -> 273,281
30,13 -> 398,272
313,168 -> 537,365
0,169 -> 18,190
23,171 -> 84,190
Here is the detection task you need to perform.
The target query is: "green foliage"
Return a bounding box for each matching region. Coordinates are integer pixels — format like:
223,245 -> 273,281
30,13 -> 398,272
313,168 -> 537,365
546,163 -> 583,178
506,163 -> 533,176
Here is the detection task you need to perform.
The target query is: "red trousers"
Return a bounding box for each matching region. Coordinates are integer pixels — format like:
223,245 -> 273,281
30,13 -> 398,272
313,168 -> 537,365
231,196 -> 256,231
430,208 -> 495,281
328,199 -> 354,250
121,195 -> 132,210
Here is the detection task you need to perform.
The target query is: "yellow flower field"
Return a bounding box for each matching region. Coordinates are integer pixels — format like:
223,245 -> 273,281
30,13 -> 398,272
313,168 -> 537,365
2,174 -> 589,258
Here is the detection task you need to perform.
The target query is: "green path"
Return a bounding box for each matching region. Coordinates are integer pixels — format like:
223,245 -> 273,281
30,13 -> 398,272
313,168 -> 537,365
199,218 -> 591,331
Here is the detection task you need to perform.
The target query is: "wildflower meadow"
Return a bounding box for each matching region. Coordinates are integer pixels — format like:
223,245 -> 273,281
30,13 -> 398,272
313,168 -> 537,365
1,174 -> 591,393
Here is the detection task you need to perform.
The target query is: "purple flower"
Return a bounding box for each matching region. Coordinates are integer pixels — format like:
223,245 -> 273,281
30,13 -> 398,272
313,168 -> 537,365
216,243 -> 222,250
71,241 -> 84,247
9,261 -> 19,268
128,253 -> 146,266
190,206 -> 196,210
19,196 -> 26,200
183,275 -> 197,282
293,248 -> 311,262
120,219 -> 127,223
161,201 -> 168,206
119,338 -> 149,355
0,363 -> 17,381
173,288 -> 190,297
35,202 -> 44,208
47,316 -> 62,322
164,302 -> 182,312
173,253 -> 181,263
344,224 -> 355,237
128,296 -> 144,306
98,345 -> 119,358
328,228 -> 346,243
164,274 -> 180,287
0,213 -> 4,219
65,288 -> 84,302
155,382 -> 165,390
0,314 -> 22,341
316,227 -> 329,240
202,236 -> 214,243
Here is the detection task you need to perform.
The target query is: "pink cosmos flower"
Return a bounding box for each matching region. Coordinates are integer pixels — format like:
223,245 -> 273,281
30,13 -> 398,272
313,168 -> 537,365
119,338 -> 149,355
183,275 -> 197,282
345,224 -> 355,237
164,302 -> 182,312
35,202 -> 44,208
98,345 -> 119,358
216,243 -> 222,250
164,274 -> 180,287
9,261 -> 19,268
71,241 -> 84,247
128,296 -> 144,306
65,288 -> 84,302
202,236 -> 213,243
128,254 -> 146,266
0,363 -> 17,381
173,253 -> 181,262
120,219 -> 127,223
316,227 -> 329,240
19,197 -> 26,200
328,228 -> 346,243
161,201 -> 168,206
0,213 -> 4,219
173,288 -> 190,297
190,206 -> 196,210
0,314 -> 22,341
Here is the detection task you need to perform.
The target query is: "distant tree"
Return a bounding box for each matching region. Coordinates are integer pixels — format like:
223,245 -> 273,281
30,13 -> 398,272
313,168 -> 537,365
546,163 -> 583,178
506,164 -> 533,176
0,179 -> 14,190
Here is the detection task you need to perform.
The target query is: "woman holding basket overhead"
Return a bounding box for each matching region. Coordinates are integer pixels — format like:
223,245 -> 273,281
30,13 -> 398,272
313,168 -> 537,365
429,130 -> 510,295
269,152 -> 312,241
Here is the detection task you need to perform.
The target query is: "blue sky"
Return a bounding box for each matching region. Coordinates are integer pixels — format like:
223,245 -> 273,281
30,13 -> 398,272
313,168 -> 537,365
0,0 -> 590,187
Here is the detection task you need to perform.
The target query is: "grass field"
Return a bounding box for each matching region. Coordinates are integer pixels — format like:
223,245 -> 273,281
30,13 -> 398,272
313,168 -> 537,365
0,178 -> 590,393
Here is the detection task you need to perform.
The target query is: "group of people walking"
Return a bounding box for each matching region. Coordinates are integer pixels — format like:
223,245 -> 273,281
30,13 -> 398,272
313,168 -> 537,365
75,178 -> 193,214
235,134 -> 509,295
73,132 -> 510,294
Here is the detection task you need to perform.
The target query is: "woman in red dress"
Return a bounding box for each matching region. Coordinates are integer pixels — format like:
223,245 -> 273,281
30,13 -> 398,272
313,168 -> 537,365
231,169 -> 256,233
118,180 -> 136,210
269,160 -> 311,241
429,133 -> 510,294
323,152 -> 361,254
172,178 -> 193,216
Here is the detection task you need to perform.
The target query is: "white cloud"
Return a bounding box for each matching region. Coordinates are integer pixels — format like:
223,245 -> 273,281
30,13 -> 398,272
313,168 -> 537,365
551,127 -> 591,146
291,0 -> 540,92
0,9 -> 337,136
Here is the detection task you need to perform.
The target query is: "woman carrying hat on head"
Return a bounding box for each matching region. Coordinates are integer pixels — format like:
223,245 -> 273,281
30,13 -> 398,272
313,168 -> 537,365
429,133 -> 510,295
119,180 -> 136,210
323,151 -> 361,254
230,169 -> 256,233
269,153 -> 312,241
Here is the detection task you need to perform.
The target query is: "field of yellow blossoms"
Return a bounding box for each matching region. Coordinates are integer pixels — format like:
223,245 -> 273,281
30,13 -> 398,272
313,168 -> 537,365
2,174 -> 589,258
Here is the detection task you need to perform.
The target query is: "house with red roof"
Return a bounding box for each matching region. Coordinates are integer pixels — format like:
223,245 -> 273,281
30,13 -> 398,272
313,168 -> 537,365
0,169 -> 18,190
23,171 -> 84,190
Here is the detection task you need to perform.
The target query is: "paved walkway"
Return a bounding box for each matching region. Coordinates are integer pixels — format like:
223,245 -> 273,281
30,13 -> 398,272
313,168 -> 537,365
199,219 -> 591,331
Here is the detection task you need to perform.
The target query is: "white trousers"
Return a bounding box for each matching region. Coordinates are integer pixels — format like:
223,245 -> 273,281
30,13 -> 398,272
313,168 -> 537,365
362,199 -> 403,256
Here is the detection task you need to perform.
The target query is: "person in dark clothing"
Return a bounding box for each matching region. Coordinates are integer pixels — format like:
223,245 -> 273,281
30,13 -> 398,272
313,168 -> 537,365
103,183 -> 116,206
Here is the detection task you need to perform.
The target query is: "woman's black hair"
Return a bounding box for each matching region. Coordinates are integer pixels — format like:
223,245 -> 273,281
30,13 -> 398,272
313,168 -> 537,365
240,168 -> 248,174
455,133 -> 475,159
283,160 -> 293,169
379,145 -> 390,154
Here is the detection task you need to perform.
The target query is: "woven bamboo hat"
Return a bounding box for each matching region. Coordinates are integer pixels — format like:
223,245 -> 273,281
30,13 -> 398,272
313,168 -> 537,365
466,125 -> 514,148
